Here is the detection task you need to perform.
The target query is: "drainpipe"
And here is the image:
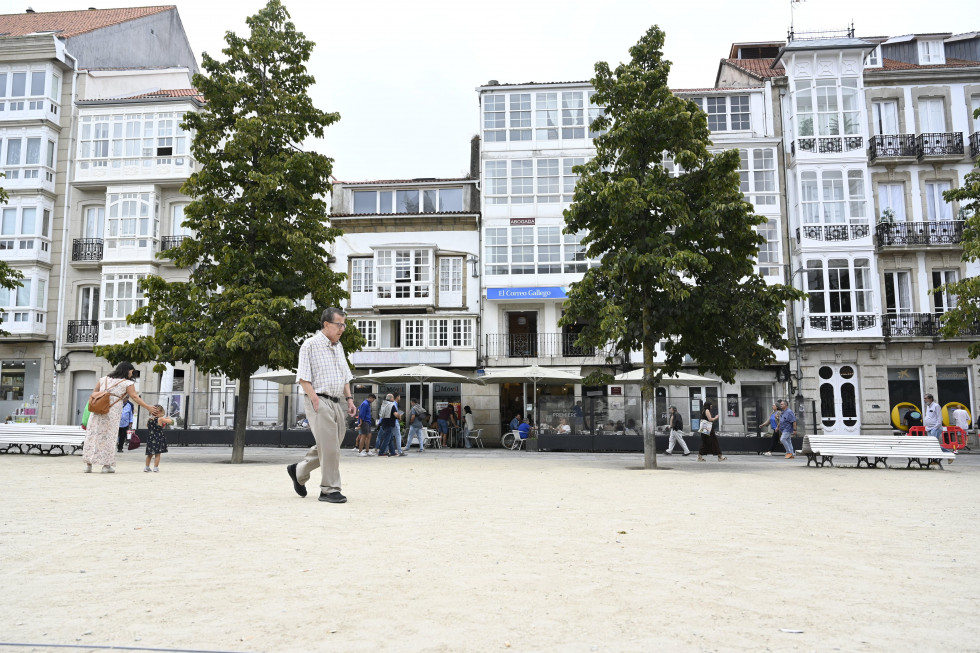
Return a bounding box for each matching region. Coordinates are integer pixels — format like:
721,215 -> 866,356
52,53 -> 79,425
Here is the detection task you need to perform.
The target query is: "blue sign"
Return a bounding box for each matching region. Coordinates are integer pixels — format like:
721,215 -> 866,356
487,287 -> 567,300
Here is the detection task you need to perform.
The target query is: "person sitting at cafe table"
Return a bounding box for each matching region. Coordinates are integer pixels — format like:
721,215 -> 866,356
556,417 -> 571,434
509,413 -> 522,432
517,418 -> 534,440
624,418 -> 638,435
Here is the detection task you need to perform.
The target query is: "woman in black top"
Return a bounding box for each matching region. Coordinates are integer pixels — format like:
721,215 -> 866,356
697,401 -> 728,462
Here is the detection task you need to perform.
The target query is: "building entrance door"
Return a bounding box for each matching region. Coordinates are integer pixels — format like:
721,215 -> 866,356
208,375 -> 236,427
507,311 -> 537,358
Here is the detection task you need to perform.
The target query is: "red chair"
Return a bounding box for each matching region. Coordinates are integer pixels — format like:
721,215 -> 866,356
943,427 -> 967,451
907,426 -> 926,437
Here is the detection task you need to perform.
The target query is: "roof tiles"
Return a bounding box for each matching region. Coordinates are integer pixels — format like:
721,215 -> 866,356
0,6 -> 173,39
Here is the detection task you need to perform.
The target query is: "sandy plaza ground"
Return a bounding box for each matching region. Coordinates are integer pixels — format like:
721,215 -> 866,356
1,445 -> 978,653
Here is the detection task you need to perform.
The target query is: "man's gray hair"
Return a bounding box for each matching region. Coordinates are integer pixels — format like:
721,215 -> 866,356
386,393 -> 394,401
321,307 -> 345,325
925,393 -> 934,401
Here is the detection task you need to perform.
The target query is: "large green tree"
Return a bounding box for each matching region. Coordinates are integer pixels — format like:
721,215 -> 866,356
0,178 -> 25,336
96,0 -> 358,463
940,106 -> 980,355
561,26 -> 804,469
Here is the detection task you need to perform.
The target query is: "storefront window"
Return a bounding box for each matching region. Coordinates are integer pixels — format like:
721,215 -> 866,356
0,359 -> 40,422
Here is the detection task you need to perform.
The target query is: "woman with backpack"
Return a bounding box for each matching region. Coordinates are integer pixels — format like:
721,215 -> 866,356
81,362 -> 162,474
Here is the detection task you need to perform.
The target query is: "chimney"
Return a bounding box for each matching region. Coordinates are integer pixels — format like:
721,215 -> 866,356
469,135 -> 481,179
26,7 -> 35,13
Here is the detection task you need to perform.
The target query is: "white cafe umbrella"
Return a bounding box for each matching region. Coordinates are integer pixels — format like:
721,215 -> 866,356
359,364 -> 479,385
480,365 -> 583,426
250,369 -> 300,385
613,369 -> 715,386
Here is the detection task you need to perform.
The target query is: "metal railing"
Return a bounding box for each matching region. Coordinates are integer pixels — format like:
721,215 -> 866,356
882,312 -> 980,338
796,224 -> 870,242
971,132 -> 980,158
67,320 -> 99,343
484,332 -> 618,359
868,134 -> 917,161
160,235 -> 186,252
795,136 -> 863,155
808,314 -> 877,332
874,220 -> 964,248
72,238 -> 103,262
917,132 -> 964,157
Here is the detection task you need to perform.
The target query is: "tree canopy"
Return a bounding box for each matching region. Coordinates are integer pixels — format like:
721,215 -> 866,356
560,26 -> 804,466
940,105 -> 980,355
95,0 -> 359,462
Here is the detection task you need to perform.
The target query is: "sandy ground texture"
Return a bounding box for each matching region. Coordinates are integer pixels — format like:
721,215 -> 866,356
1,446 -> 978,653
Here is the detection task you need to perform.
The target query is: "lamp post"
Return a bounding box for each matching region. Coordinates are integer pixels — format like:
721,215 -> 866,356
785,265 -> 805,406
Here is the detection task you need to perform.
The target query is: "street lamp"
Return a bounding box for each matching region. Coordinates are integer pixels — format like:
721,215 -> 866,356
785,265 -> 805,405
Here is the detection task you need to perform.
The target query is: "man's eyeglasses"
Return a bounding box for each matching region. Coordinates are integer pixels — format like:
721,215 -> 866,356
328,321 -> 347,329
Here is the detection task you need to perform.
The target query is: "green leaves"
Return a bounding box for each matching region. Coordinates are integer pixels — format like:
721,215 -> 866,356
97,1 -> 351,460
561,25 -> 805,385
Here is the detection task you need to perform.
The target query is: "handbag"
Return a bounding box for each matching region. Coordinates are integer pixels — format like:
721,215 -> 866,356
88,378 -> 124,415
127,430 -> 141,450
698,419 -> 713,435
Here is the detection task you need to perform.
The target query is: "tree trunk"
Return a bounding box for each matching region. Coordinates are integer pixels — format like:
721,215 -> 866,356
642,307 -> 658,470
231,371 -> 250,464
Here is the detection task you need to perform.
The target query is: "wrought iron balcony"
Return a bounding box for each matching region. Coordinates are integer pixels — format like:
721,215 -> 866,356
971,132 -> 980,158
796,224 -> 870,243
882,312 -> 980,338
807,314 -> 877,332
72,238 -> 103,262
67,320 -> 99,343
917,132 -> 964,158
868,134 -> 917,161
795,136 -> 863,155
874,220 -> 963,248
484,332 -> 616,359
160,235 -> 186,252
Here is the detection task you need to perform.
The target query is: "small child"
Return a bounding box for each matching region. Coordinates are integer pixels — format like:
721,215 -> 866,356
144,405 -> 174,473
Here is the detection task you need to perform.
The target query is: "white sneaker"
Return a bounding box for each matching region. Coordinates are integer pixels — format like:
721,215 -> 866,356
144,466 -> 151,472
101,465 -> 115,473
366,450 -> 376,456
153,467 -> 159,472
762,452 -> 772,456
358,451 -> 367,457
84,464 -> 92,473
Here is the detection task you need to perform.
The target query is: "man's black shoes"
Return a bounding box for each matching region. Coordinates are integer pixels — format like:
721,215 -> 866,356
318,491 -> 347,503
286,463 -> 307,497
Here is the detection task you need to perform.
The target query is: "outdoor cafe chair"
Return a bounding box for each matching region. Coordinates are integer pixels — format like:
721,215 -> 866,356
422,428 -> 442,450
501,430 -> 525,450
465,428 -> 484,448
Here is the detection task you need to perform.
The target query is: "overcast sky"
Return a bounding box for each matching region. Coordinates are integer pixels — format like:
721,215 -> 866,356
24,0 -> 979,180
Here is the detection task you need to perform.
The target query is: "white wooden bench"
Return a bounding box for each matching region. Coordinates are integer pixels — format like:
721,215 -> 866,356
799,434 -> 952,469
0,424 -> 87,456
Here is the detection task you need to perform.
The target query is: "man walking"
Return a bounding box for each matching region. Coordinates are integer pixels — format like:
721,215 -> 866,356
405,398 -> 427,452
923,393 -> 953,459
376,393 -> 403,457
778,400 -> 797,459
355,393 -> 376,457
663,405 -> 690,455
286,308 -> 357,503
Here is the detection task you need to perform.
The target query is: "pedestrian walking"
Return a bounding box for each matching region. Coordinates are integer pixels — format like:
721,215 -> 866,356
143,405 -> 173,472
760,402 -> 781,456
376,393 -> 403,457
922,394 -> 951,459
82,362 -> 162,474
405,398 -> 427,452
778,400 -> 797,458
697,401 -> 727,462
116,399 -> 134,453
285,308 -> 357,504
461,405 -> 475,448
355,393 -> 376,456
663,405 -> 690,455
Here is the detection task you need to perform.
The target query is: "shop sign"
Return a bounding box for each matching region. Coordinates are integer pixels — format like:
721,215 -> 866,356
486,287 -> 567,300
510,217 -> 535,225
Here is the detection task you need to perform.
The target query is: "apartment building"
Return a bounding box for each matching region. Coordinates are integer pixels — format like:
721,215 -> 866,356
329,174 -> 482,423
0,7 -> 198,424
718,30 -> 980,434
475,80 -> 791,436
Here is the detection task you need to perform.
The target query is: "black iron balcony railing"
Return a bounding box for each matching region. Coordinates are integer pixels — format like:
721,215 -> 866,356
917,132 -> 964,157
875,220 -> 964,248
160,235 -> 186,252
882,312 -> 980,338
795,136 -> 863,155
67,320 -> 99,343
796,224 -> 870,243
970,132 -> 980,158
72,238 -> 103,262
808,314 -> 877,332
484,333 -> 617,359
868,134 -> 917,161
